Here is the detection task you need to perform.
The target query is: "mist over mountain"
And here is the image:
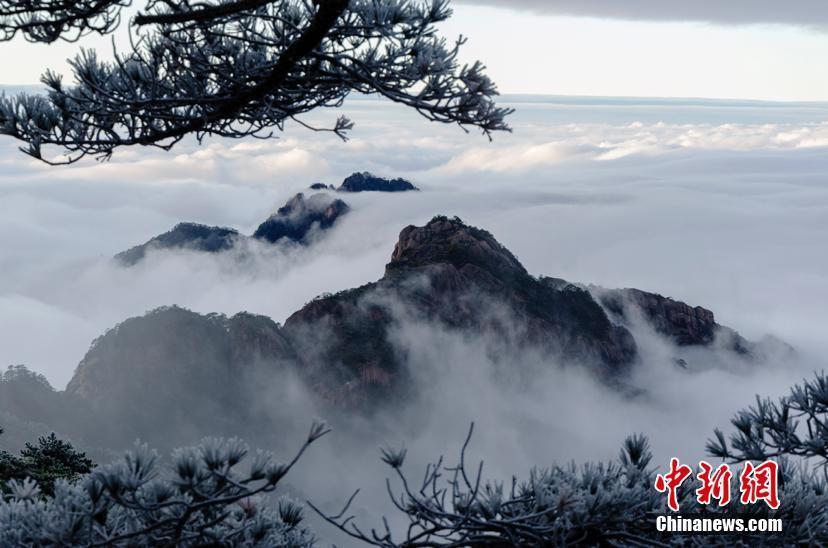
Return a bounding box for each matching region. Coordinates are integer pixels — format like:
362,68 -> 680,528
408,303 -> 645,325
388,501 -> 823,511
283,215 -> 639,406
594,287 -> 795,362
112,173 -> 408,268
115,191 -> 349,266
253,192 -> 349,244
114,223 -> 242,266
0,216 -> 784,455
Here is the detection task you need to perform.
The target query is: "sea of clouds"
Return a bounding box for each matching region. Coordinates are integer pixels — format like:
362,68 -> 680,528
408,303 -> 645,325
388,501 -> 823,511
1,96 -> 827,529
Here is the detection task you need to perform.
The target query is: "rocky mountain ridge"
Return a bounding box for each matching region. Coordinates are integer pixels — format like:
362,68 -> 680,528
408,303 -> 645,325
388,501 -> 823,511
115,192 -> 349,266
3,216 -> 788,449
115,172 -> 419,265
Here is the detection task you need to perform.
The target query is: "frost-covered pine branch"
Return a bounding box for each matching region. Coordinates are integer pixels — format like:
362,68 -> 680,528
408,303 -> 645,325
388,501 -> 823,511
0,422 -> 329,547
0,0 -> 513,164
0,0 -> 129,43
311,424 -> 828,546
708,371 -> 828,463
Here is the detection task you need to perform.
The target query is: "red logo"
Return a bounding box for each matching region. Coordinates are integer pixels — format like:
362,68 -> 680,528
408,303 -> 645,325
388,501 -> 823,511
696,461 -> 732,507
654,458 -> 693,512
655,459 -> 779,512
739,460 -> 780,509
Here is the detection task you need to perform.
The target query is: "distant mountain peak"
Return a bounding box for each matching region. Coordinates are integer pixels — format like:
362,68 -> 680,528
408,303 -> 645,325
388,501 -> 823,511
337,172 -> 419,192
387,216 -> 528,282
114,223 -> 239,266
115,192 -> 349,265
254,192 -> 349,244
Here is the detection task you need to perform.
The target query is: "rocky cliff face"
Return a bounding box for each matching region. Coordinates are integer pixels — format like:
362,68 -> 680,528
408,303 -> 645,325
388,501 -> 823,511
595,288 -> 720,347
593,287 -> 793,362
388,217 -> 527,281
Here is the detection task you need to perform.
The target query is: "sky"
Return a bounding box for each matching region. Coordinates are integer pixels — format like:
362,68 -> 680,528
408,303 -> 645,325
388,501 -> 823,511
4,2 -> 828,100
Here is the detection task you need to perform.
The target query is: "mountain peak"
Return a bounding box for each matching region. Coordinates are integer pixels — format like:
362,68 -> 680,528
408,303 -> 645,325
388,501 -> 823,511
387,216 -> 528,282
253,192 -> 349,244
338,172 -> 419,192
114,223 -> 239,266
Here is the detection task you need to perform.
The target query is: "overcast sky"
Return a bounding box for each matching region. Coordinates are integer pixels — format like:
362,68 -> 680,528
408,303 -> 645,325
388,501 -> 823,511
456,1 -> 828,27
3,2 -> 828,100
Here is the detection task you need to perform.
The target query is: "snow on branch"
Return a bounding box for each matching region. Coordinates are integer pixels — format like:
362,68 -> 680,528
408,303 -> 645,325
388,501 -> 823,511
0,0 -> 513,164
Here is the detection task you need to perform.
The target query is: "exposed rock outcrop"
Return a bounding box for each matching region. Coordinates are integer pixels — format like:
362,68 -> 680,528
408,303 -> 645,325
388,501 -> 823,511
593,287 -> 793,361
595,288 -> 721,347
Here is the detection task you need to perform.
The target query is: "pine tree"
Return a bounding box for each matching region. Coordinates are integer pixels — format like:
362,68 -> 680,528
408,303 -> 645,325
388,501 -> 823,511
0,431 -> 93,497
0,1 -> 512,164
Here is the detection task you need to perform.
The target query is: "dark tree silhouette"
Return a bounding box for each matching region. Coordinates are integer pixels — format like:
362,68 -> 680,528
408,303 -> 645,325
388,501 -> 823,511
0,0 -> 512,164
312,424 -> 828,546
708,371 -> 828,463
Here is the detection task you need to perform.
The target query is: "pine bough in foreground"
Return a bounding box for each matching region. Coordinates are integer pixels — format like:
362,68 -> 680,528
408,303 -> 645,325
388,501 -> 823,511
0,423 -> 329,547
6,373 -> 828,546
0,0 -> 513,164
314,424 -> 828,547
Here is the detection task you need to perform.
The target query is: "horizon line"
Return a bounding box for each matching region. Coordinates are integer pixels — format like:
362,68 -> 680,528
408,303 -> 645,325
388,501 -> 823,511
3,83 -> 828,108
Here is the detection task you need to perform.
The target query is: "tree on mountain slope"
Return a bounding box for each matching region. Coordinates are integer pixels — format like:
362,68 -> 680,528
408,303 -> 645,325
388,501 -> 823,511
0,430 -> 93,497
0,423 -> 327,547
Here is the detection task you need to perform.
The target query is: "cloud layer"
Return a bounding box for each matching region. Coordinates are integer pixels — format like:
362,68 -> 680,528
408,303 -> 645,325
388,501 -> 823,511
2,96 -> 827,386
455,0 -> 828,27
